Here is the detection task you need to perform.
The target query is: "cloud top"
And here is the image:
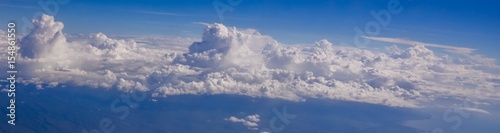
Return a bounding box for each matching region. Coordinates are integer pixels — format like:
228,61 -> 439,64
6,15 -> 500,109
19,14 -> 67,59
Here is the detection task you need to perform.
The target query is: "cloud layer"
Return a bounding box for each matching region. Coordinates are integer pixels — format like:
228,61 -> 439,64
2,15 -> 499,108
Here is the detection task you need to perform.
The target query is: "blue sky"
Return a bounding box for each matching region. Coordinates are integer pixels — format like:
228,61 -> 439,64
2,1 -> 500,132
1,0 -> 499,59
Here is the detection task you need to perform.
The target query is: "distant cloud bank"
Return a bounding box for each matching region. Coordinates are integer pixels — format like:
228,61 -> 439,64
1,14 -> 499,109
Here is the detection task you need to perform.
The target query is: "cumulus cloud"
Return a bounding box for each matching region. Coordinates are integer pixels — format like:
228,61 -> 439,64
6,15 -> 500,109
11,15 -> 175,91
175,23 -> 275,68
225,114 -> 260,130
19,14 -> 68,59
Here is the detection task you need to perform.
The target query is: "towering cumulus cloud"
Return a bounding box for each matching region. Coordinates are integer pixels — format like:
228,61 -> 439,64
176,23 -> 275,68
19,15 -> 67,59
9,15 -> 500,108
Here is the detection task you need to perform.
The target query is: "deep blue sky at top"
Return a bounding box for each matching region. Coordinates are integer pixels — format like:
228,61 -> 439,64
1,0 -> 499,59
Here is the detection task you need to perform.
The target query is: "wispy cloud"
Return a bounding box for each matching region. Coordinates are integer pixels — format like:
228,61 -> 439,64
191,22 -> 211,26
132,10 -> 185,16
363,36 -> 476,55
132,10 -> 260,22
382,28 -> 407,33
0,4 -> 38,9
462,107 -> 491,115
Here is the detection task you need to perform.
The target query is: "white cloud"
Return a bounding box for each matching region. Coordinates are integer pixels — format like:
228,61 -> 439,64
19,14 -> 68,59
462,107 -> 491,115
0,4 -> 38,9
6,15 -> 500,109
246,114 -> 261,122
132,10 -> 185,16
363,36 -> 476,55
191,22 -> 211,26
225,114 -> 260,130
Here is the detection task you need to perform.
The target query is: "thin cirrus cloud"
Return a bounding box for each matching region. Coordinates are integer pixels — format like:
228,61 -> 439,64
132,10 -> 186,16
131,10 -> 257,21
363,36 -> 477,55
0,3 -> 38,9
191,22 -> 211,26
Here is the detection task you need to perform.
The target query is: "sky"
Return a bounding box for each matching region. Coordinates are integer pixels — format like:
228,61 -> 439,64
1,0 -> 499,59
1,0 -> 499,54
1,1 -> 500,132
0,0 -> 500,59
